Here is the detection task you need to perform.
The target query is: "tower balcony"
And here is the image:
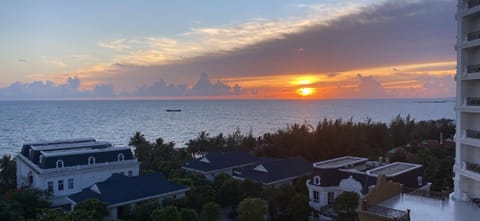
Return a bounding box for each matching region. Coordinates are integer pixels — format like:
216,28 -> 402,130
457,161 -> 480,182
463,0 -> 480,17
469,0 -> 480,9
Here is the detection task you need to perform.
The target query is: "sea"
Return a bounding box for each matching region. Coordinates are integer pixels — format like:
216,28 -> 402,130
0,99 -> 455,156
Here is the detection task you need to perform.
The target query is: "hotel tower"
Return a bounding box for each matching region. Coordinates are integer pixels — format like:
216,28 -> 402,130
454,0 -> 480,201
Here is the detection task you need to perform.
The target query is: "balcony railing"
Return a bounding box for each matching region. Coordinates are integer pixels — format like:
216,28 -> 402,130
467,98 -> 480,106
467,64 -> 480,73
466,129 -> 480,139
466,161 -> 480,174
468,31 -> 480,41
468,0 -> 480,9
365,205 -> 409,221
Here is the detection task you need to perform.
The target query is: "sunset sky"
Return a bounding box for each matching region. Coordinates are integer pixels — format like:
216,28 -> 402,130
0,0 -> 456,99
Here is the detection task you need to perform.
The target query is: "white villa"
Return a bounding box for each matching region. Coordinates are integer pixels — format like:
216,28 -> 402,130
16,138 -> 140,206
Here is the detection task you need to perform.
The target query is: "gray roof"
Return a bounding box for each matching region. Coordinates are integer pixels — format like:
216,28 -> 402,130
19,138 -> 135,169
234,156 -> 312,185
183,151 -> 257,173
67,173 -> 189,206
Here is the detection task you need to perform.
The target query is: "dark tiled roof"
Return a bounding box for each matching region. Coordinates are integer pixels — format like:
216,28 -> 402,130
67,173 -> 188,206
39,148 -> 134,169
183,151 -> 257,172
235,156 -> 312,185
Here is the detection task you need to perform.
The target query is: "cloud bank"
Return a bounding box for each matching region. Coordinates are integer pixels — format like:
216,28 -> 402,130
0,74 -> 248,99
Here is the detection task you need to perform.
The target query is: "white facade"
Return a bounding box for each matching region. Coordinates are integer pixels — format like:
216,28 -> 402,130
454,0 -> 480,201
16,140 -> 140,206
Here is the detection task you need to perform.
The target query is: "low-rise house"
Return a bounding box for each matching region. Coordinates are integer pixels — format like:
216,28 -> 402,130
233,156 -> 312,186
67,173 -> 189,219
306,156 -> 426,221
16,138 -> 140,206
182,151 -> 257,181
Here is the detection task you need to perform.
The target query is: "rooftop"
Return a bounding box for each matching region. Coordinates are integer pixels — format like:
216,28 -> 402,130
313,156 -> 368,169
183,151 -> 257,173
378,194 -> 480,221
67,173 -> 189,206
24,138 -> 96,147
31,141 -> 110,151
368,162 -> 422,177
40,146 -> 129,157
234,156 -> 312,185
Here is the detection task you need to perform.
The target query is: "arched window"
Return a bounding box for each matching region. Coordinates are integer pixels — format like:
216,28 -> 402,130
56,160 -> 64,168
117,153 -> 125,161
88,156 -> 96,165
313,176 -> 321,185
417,176 -> 423,186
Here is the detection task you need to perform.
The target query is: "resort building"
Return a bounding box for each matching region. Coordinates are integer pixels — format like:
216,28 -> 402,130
454,0 -> 480,201
306,156 -> 426,221
16,138 -> 140,206
233,156 -> 312,186
182,151 -> 257,181
67,173 -> 189,219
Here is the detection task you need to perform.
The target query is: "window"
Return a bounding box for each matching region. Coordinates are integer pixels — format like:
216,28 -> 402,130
88,156 -> 95,165
56,160 -> 64,168
58,180 -> 64,191
313,191 -> 319,203
120,171 -> 125,175
68,179 -> 74,189
327,192 -> 335,204
417,176 -> 423,186
128,171 -> 133,177
118,153 -> 125,161
48,182 -> 54,193
39,155 -> 44,164
313,176 -> 321,185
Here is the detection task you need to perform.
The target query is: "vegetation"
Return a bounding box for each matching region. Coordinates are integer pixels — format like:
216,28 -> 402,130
0,115 -> 456,220
333,192 -> 360,221
237,198 -> 267,221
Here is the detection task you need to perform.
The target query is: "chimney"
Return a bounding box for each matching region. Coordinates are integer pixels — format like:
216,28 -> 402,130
378,157 -> 383,164
385,156 -> 390,164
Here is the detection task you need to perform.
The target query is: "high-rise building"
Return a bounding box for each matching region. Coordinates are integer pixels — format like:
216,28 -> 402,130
454,0 -> 480,201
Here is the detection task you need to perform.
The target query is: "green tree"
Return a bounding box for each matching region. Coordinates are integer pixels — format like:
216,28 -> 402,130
214,173 -> 231,189
239,179 -> 262,199
5,188 -> 50,219
216,179 -> 240,208
287,194 -> 310,221
0,155 -> 16,193
129,200 -> 160,221
74,199 -> 108,221
237,198 -> 267,221
187,185 -> 216,212
333,191 -> 359,221
180,208 -> 200,221
200,202 -> 220,221
151,206 -> 181,221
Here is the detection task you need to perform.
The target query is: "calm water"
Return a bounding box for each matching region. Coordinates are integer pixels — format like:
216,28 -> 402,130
0,99 -> 455,156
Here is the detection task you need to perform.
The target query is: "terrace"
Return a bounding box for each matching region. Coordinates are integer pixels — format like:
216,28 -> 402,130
313,156 -> 367,169
367,162 -> 421,177
377,194 -> 480,221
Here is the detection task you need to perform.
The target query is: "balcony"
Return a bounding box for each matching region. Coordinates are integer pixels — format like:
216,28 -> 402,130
466,129 -> 480,139
466,97 -> 480,106
466,161 -> 480,174
468,0 -> 480,9
468,31 -> 480,42
467,64 -> 480,74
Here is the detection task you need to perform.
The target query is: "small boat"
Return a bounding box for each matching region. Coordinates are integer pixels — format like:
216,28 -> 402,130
166,109 -> 182,112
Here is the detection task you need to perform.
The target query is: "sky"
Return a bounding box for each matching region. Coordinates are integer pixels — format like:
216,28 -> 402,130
0,0 -> 457,99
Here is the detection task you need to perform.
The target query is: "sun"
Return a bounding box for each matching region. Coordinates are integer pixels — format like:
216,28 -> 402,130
296,87 -> 315,96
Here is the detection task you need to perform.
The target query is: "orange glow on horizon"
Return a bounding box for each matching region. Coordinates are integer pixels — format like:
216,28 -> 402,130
296,87 -> 315,96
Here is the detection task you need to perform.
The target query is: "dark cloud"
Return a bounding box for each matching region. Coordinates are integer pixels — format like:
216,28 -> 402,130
131,73 -> 248,97
0,76 -> 114,99
105,0 -> 455,84
0,73 -> 248,99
